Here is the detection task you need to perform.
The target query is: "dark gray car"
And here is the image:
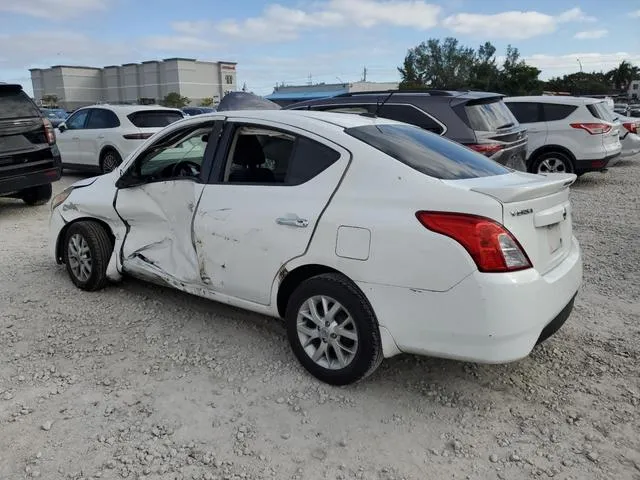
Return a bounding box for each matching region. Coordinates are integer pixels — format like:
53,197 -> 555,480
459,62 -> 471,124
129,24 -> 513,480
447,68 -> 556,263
286,90 -> 528,171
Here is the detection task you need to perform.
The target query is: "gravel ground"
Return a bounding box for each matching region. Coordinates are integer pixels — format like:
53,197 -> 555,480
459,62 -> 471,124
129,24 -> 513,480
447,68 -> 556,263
1,159 -> 639,480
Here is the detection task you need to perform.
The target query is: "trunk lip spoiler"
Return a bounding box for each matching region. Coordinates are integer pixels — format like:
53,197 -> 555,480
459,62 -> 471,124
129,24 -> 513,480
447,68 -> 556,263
451,173 -> 577,203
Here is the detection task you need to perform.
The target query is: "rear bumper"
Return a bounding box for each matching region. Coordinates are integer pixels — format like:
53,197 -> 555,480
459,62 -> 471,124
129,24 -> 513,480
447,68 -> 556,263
358,236 -> 582,362
574,152 -> 619,173
491,143 -> 528,172
0,165 -> 61,195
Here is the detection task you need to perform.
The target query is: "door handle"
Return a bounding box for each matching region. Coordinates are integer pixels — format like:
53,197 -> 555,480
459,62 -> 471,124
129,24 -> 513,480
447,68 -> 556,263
72,136 -> 80,140
97,135 -> 105,139
276,216 -> 309,228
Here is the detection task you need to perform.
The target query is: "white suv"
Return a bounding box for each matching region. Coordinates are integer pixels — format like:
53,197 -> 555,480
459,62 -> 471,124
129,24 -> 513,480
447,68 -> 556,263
505,96 -> 622,175
56,105 -> 184,173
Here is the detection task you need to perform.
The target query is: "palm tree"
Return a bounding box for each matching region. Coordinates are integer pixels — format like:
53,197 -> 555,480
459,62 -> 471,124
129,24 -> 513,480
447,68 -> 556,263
607,61 -> 640,92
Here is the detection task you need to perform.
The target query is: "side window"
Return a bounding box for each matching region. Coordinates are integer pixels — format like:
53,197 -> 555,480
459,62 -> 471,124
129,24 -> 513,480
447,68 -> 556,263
505,102 -> 542,123
543,104 -> 577,121
378,104 -> 445,134
86,108 -> 120,129
65,110 -> 90,129
122,124 -> 214,185
222,126 -> 340,185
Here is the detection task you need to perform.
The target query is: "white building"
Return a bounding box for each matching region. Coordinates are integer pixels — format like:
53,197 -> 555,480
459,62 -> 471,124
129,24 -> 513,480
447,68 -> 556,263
628,79 -> 640,100
30,58 -> 237,110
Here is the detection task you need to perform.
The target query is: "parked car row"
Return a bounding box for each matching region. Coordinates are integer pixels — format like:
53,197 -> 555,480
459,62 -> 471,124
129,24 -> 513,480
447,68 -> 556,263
288,90 -> 627,176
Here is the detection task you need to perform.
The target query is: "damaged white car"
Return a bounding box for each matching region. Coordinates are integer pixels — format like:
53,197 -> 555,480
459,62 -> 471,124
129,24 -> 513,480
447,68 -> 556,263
50,110 -> 582,385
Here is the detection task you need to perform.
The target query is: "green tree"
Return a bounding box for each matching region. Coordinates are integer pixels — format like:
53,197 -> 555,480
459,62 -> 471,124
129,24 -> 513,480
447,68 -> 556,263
398,37 -> 476,90
162,92 -> 190,108
469,41 -> 499,91
498,46 -> 542,96
544,72 -> 611,95
41,94 -> 58,107
200,97 -> 214,107
606,60 -> 640,92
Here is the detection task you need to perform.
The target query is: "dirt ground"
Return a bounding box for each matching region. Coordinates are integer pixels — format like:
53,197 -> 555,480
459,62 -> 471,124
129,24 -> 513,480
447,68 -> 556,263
1,158 -> 639,480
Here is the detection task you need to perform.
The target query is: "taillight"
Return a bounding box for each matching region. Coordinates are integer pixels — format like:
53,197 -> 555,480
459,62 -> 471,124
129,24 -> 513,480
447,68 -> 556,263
570,122 -> 611,135
43,118 -> 56,145
415,211 -> 532,273
467,143 -> 504,156
623,122 -> 638,134
123,133 -> 154,140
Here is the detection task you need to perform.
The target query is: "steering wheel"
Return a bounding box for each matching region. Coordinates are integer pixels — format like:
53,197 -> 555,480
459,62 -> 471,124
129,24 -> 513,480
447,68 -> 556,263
171,160 -> 201,178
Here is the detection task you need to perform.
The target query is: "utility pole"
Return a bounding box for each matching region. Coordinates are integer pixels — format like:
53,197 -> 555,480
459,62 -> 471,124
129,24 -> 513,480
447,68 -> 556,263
577,58 -> 583,73
362,66 -> 368,82
307,73 -> 313,86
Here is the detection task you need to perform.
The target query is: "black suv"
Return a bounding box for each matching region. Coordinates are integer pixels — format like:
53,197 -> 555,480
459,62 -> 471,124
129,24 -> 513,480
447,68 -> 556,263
0,84 -> 61,205
287,90 -> 528,171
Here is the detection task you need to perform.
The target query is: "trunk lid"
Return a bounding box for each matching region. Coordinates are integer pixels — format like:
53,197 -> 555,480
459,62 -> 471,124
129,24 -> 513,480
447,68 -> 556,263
444,172 -> 576,274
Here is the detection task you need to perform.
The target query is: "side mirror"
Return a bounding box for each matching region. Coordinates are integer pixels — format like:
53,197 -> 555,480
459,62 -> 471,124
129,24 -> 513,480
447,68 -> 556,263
58,123 -> 67,133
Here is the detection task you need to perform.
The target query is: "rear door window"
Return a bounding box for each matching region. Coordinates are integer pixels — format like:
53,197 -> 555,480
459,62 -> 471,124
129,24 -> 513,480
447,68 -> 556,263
464,100 -> 517,131
345,124 -> 509,180
543,104 -> 578,121
505,102 -> 542,123
0,89 -> 41,120
86,108 -> 121,129
127,110 -> 184,128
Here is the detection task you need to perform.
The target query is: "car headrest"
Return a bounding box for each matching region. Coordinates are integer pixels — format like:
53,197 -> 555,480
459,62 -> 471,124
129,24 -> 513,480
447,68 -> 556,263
234,135 -> 265,167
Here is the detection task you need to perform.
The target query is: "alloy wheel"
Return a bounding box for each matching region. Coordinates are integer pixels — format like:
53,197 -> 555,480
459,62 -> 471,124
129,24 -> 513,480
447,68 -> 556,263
296,295 -> 359,370
538,157 -> 568,173
102,153 -> 119,173
67,233 -> 92,282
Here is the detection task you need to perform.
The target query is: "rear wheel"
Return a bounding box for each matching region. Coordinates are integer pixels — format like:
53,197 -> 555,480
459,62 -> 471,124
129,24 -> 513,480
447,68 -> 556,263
100,149 -> 122,174
286,273 -> 383,385
21,183 -> 52,206
530,152 -> 574,174
63,221 -> 113,291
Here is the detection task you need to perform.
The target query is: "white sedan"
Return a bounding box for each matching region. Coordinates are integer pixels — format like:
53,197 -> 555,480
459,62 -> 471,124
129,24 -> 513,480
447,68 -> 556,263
50,110 -> 582,385
56,105 -> 184,174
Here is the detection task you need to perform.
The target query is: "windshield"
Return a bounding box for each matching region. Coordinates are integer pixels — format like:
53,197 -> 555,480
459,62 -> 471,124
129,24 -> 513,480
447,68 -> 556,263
345,124 -> 509,180
464,99 -> 518,131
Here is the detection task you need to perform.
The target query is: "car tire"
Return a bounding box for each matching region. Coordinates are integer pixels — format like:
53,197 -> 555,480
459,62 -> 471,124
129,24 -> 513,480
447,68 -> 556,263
530,151 -> 574,174
62,221 -> 113,291
21,183 -> 52,206
285,273 -> 383,385
100,149 -> 122,174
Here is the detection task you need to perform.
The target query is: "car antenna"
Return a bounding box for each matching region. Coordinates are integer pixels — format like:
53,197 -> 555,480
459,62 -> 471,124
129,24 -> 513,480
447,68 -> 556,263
361,90 -> 395,118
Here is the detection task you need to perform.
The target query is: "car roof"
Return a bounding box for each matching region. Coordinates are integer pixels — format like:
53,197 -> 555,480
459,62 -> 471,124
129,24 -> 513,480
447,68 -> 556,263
334,89 -> 502,99
75,104 -> 182,114
0,83 -> 23,92
217,109 -> 400,129
505,95 -> 603,105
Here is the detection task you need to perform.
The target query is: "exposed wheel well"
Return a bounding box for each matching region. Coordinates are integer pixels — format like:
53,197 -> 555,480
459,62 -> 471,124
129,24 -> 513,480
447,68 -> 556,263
276,264 -> 344,318
528,145 -> 576,171
56,218 -> 115,264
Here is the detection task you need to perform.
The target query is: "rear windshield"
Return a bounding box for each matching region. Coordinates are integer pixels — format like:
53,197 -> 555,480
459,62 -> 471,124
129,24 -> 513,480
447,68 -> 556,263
127,110 -> 184,128
345,124 -> 509,180
464,99 -> 518,131
0,89 -> 41,120
587,102 -> 614,122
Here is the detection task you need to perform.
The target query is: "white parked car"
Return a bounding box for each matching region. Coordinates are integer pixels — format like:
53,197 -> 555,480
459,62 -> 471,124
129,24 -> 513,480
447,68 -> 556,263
56,105 -> 184,173
612,114 -> 640,160
50,110 -> 582,385
505,96 -> 622,175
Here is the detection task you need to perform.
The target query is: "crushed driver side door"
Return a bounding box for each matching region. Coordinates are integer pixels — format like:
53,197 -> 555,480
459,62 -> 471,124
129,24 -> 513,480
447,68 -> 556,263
114,119 -> 223,289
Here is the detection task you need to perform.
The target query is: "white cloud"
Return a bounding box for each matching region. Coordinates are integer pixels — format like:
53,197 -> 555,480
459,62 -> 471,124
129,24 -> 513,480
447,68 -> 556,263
630,10 -> 640,18
525,52 -> 640,78
574,29 -> 608,40
214,1 -> 441,42
557,7 -> 596,23
442,7 -> 595,40
0,0 -> 106,20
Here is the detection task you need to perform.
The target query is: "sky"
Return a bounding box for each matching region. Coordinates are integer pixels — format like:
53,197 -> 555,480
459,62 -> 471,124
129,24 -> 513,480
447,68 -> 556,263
0,0 -> 639,96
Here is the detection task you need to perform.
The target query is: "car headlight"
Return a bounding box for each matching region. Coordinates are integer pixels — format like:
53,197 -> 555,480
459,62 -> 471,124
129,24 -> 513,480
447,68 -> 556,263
51,187 -> 74,212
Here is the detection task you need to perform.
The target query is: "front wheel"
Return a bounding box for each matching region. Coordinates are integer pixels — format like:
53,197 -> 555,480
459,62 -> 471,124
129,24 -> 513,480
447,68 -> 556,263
21,183 -> 52,206
286,273 -> 383,385
100,149 -> 122,174
530,152 -> 574,174
63,221 -> 113,291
